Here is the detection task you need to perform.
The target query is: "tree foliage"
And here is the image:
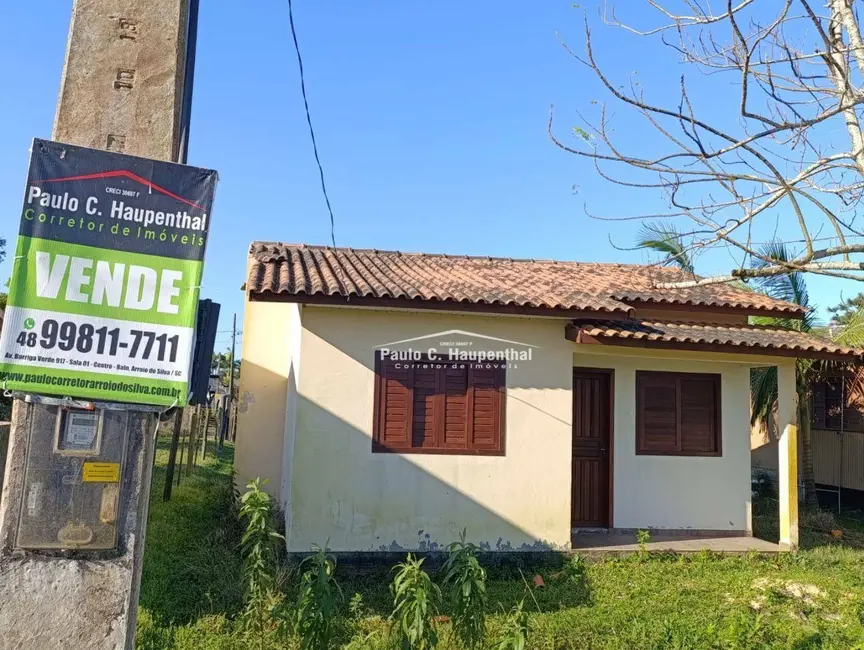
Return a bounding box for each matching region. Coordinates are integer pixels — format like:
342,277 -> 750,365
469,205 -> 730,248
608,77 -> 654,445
828,293 -> 864,326
212,350 -> 239,389
634,221 -> 695,273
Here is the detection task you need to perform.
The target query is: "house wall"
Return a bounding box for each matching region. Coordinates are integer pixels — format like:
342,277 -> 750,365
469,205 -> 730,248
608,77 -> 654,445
235,299 -> 300,501
236,300 -> 790,551
285,307 -> 768,551
751,414 -> 804,479
573,348 -> 756,532
751,414 -> 779,474
289,308 -> 575,552
282,305 -> 303,522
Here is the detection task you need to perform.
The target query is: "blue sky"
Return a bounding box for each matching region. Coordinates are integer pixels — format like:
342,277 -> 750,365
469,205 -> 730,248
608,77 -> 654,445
0,1 -> 858,343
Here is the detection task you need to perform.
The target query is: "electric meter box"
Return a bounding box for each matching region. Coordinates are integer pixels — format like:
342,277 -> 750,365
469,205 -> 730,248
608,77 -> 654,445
16,404 -> 130,550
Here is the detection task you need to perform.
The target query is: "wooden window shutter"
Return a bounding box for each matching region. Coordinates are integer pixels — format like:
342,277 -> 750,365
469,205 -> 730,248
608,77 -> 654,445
373,355 -> 505,455
679,377 -> 719,453
467,364 -> 504,451
442,365 -> 469,448
411,365 -> 438,448
637,371 -> 721,456
637,374 -> 679,454
375,357 -> 413,450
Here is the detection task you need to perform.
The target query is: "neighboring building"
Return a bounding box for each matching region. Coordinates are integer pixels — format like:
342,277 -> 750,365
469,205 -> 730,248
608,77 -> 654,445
236,243 -> 862,552
753,370 -> 864,492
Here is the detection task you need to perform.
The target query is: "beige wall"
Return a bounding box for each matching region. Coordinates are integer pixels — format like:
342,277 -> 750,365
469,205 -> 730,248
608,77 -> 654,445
751,414 -> 779,473
573,347 -> 759,532
751,413 -> 804,478
290,308 -> 575,552
235,299 -> 299,499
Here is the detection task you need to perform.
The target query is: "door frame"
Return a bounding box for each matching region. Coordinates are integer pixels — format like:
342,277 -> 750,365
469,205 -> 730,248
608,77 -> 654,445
571,367 -> 615,529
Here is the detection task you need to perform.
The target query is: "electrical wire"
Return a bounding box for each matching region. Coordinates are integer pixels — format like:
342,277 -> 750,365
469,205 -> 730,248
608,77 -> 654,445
287,0 -> 338,249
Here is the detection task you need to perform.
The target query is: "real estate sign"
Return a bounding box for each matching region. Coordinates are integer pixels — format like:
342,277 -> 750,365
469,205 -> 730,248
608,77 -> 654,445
0,139 -> 217,406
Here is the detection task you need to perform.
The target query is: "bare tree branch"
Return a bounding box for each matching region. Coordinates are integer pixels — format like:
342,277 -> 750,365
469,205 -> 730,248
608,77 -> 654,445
556,1 -> 864,288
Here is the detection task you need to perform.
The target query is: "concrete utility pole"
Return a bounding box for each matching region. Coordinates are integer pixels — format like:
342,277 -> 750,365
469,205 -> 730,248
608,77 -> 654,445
0,2 -> 196,648
229,313 -> 237,441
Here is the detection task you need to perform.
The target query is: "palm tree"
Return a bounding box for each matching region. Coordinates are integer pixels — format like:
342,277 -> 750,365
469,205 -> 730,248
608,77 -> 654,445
749,242 -> 821,507
634,221 -> 695,274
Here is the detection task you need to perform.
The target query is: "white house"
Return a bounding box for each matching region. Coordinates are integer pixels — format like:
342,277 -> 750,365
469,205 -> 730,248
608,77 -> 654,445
236,243 -> 861,552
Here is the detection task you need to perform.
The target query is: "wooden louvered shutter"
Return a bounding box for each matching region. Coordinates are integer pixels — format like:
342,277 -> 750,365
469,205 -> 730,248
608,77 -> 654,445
468,364 -> 505,451
637,373 -> 679,454
679,377 -> 719,454
412,365 -> 438,448
374,356 -> 506,455
442,365 -> 469,449
375,357 -> 412,450
637,371 -> 721,456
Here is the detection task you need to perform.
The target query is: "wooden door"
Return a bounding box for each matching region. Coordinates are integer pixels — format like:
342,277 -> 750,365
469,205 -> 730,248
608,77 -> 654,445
571,370 -> 612,528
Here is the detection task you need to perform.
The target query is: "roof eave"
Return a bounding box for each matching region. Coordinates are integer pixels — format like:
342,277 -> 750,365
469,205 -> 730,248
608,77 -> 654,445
621,298 -> 805,320
249,291 -> 634,320
564,325 -> 862,364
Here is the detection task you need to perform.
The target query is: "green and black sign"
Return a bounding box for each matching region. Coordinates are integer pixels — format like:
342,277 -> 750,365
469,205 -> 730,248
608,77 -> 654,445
0,139 -> 218,406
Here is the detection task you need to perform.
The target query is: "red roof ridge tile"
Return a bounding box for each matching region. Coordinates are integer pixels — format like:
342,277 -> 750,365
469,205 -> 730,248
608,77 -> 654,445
249,241 -> 673,270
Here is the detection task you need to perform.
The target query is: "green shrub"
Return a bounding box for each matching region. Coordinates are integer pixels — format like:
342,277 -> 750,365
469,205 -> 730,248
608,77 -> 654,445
349,592 -> 368,620
637,529 -> 652,559
238,479 -> 284,647
442,530 -> 487,649
391,554 -> 440,650
295,545 -> 342,650
136,609 -> 174,650
491,600 -> 529,650
564,554 -> 586,584
173,616 -> 238,650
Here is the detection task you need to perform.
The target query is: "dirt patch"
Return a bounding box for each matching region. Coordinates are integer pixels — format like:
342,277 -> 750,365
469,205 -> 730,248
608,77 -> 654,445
750,577 -> 827,617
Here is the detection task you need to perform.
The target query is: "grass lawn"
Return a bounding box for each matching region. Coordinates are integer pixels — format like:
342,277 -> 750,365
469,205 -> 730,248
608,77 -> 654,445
137,436 -> 244,637
137,445 -> 864,649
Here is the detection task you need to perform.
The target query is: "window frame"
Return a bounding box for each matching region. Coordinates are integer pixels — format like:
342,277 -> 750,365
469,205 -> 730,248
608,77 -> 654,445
372,354 -> 506,456
635,370 -> 722,458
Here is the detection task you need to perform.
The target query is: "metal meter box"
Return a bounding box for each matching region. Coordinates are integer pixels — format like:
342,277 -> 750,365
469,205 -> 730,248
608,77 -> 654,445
16,403 -> 129,550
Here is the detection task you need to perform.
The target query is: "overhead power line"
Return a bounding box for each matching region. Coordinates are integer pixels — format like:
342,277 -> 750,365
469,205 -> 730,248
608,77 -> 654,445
287,0 -> 338,249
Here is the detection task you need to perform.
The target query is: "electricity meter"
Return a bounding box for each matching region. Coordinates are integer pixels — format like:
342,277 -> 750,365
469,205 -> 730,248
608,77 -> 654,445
16,403 -> 130,550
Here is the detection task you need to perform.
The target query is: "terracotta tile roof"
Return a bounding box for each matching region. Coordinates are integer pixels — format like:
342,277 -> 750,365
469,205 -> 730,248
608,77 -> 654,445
247,243 -> 804,316
567,320 -> 862,361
